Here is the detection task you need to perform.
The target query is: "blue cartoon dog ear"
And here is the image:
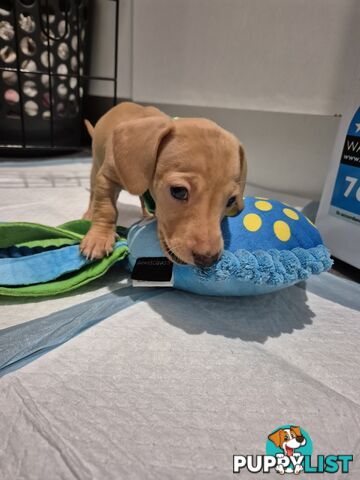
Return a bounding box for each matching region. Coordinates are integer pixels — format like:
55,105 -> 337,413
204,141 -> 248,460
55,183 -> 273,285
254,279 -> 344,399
268,429 -> 282,447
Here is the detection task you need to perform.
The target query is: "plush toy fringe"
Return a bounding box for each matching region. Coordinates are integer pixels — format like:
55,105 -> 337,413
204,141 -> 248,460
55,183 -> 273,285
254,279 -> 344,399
196,244 -> 333,286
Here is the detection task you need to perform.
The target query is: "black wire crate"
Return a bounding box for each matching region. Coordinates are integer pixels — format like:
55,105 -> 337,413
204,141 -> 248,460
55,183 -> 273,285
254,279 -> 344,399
0,0 -> 94,154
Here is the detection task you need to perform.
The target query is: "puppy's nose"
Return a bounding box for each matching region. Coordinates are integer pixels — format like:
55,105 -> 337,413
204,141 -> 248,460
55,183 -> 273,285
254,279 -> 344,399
296,436 -> 304,443
192,252 -> 220,268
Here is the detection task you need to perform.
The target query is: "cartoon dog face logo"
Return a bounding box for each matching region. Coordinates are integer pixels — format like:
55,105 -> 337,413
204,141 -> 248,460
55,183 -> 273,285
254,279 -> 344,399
268,426 -> 307,474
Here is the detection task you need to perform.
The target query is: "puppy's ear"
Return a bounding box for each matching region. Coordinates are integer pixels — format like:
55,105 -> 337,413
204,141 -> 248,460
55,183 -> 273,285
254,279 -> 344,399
236,143 -> 247,211
111,117 -> 173,195
268,429 -> 282,448
291,426 -> 302,437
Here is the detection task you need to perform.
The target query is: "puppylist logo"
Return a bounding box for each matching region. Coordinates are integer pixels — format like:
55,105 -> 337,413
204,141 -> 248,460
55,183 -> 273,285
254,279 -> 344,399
233,425 -> 353,475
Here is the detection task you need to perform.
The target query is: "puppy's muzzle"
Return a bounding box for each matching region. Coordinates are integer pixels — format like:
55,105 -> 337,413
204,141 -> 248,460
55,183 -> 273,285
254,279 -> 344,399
192,251 -> 220,268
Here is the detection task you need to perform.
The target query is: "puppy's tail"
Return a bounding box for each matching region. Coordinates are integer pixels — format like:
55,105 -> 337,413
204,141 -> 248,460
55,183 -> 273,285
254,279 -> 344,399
84,119 -> 95,139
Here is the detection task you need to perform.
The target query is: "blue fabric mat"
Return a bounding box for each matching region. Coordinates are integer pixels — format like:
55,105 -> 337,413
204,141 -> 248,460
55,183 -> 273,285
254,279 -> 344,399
0,272 -> 358,377
0,286 -> 166,376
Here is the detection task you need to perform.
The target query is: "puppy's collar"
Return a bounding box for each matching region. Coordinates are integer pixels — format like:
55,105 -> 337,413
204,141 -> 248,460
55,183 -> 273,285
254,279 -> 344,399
142,190 -> 156,214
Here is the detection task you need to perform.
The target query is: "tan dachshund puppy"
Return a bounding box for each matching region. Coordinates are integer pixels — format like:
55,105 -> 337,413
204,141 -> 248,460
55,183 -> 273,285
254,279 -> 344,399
81,102 -> 247,267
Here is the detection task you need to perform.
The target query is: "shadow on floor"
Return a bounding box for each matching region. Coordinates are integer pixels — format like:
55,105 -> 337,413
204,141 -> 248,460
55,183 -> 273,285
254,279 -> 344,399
134,284 -> 314,344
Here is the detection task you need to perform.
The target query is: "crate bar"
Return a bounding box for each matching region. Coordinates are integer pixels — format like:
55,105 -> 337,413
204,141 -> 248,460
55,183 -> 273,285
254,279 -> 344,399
12,1 -> 26,147
113,0 -> 119,106
0,67 -> 117,83
75,1 -> 82,138
0,144 -> 88,150
45,0 -> 55,148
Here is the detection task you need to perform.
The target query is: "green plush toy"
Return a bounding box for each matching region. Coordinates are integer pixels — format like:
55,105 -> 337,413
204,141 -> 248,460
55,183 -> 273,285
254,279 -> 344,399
0,220 -> 128,297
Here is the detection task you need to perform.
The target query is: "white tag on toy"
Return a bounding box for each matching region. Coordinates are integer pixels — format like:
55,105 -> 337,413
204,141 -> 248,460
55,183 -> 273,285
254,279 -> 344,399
131,257 -> 174,287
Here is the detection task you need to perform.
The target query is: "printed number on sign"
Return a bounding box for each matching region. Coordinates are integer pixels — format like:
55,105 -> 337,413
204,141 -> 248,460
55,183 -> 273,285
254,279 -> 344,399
344,176 -> 360,201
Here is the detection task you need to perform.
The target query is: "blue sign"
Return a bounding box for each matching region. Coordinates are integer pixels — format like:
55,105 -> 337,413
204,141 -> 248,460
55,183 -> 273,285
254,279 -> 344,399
330,107 -> 360,224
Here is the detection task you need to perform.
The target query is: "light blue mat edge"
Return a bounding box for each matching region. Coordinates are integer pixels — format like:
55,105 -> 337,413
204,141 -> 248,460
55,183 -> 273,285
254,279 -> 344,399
0,272 -> 358,377
0,241 -> 127,286
0,286 -> 166,377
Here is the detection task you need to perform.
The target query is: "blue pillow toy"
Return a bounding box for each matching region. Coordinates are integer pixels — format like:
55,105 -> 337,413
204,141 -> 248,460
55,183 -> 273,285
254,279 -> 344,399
127,197 -> 333,296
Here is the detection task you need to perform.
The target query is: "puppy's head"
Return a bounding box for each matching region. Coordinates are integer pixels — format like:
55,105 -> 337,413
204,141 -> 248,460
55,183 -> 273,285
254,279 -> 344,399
112,116 -> 247,267
268,426 -> 306,455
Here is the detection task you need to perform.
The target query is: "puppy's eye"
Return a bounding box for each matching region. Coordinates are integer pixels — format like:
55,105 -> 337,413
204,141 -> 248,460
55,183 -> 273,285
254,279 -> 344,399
226,196 -> 236,208
170,186 -> 188,201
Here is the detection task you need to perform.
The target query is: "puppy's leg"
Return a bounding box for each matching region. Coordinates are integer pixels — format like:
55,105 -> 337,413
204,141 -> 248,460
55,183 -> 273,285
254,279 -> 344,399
80,173 -> 120,259
82,161 -> 99,220
82,194 -> 93,220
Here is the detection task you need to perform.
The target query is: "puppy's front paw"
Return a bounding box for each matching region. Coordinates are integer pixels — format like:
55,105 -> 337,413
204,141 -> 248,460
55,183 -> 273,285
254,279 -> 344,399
80,230 -> 116,260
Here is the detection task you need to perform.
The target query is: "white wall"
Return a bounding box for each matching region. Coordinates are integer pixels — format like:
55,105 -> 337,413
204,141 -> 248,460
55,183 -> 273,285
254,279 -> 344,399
88,0 -> 132,98
88,0 -> 358,198
132,0 -> 360,115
